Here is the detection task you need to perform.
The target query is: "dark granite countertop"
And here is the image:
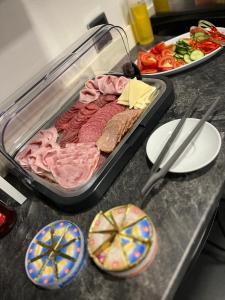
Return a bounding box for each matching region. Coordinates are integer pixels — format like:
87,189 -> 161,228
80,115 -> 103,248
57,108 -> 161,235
1,40 -> 225,300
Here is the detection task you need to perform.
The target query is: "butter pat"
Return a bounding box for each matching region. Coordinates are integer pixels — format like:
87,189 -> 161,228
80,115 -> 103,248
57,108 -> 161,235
117,79 -> 157,110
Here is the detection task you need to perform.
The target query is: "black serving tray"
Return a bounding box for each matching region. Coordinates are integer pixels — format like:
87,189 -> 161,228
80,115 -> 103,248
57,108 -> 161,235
0,24 -> 174,211
20,75 -> 174,212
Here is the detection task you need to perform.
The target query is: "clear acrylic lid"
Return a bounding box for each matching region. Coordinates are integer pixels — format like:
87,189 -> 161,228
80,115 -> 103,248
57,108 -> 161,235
0,24 -> 132,158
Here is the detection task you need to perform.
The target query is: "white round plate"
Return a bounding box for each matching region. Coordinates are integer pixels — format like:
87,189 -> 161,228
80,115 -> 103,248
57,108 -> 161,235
141,27 -> 224,76
146,118 -> 221,173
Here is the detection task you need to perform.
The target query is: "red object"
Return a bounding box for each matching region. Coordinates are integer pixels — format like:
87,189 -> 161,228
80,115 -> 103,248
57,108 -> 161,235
141,68 -> 158,74
209,28 -> 225,42
0,213 -> 6,226
137,26 -> 222,75
174,60 -> 185,68
154,42 -> 165,53
141,53 -> 158,68
190,27 -> 206,35
196,40 -> 220,54
158,55 -> 176,70
0,201 -> 16,238
137,41 -> 178,74
161,49 -> 173,57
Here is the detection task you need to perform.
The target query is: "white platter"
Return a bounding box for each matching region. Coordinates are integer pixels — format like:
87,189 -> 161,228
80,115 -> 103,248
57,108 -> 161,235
141,27 -> 224,76
146,118 -> 221,173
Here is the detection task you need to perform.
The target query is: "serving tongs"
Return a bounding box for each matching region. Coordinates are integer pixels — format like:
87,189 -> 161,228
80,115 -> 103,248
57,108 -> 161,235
141,96 -> 220,206
198,20 -> 225,47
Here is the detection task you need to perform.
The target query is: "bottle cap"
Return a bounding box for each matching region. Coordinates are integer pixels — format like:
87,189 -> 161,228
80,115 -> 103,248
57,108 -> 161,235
25,220 -> 85,289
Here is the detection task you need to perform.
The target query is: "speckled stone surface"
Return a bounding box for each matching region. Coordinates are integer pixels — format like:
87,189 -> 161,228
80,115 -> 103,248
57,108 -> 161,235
1,41 -> 225,300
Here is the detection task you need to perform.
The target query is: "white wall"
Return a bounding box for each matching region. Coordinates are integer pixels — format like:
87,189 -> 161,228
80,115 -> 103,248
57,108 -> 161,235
0,0 -> 130,103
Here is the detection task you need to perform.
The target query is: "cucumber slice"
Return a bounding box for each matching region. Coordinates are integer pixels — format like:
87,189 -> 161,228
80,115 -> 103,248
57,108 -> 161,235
183,54 -> 192,64
176,47 -> 187,55
194,32 -> 208,42
190,50 -> 204,61
174,53 -> 184,59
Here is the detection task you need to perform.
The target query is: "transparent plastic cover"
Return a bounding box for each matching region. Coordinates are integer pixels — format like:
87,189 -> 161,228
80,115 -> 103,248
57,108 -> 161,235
0,25 -> 131,153
0,24 -> 166,198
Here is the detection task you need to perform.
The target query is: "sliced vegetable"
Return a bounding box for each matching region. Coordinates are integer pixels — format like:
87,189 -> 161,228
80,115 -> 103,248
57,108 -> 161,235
141,53 -> 158,68
183,54 -> 192,63
141,68 -> 158,74
197,41 -> 220,54
175,40 -> 192,56
137,20 -> 222,74
158,56 -> 176,70
154,42 -> 165,53
174,60 -> 185,68
174,53 -> 184,59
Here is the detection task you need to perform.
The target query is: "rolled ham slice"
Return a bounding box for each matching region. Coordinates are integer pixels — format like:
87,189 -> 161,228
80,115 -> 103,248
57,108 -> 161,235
97,75 -> 129,95
79,75 -> 129,104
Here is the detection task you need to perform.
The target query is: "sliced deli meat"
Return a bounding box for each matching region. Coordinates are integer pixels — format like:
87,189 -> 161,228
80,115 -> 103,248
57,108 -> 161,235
97,75 -> 129,95
15,75 -> 152,191
78,102 -> 125,143
79,75 -> 129,103
55,102 -> 85,132
16,128 -> 100,189
49,143 -> 100,189
15,127 -> 59,170
96,109 -> 143,153
59,103 -> 99,147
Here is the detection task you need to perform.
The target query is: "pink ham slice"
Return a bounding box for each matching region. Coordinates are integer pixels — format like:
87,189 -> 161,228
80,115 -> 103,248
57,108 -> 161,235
79,75 -> 129,104
15,127 -> 58,170
79,88 -> 100,103
97,75 -> 129,95
48,143 -> 100,189
31,127 -> 58,146
16,131 -> 100,189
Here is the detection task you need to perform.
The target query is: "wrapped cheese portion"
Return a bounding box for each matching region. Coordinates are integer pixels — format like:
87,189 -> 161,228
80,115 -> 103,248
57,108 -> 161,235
117,79 -> 157,109
88,204 -> 158,277
25,220 -> 85,289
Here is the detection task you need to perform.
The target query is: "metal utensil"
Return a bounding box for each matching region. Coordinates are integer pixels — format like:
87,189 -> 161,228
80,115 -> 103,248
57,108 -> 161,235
141,97 -> 220,201
149,94 -> 199,176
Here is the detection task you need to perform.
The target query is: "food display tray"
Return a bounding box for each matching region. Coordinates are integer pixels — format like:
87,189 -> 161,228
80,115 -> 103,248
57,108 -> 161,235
17,75 -> 174,211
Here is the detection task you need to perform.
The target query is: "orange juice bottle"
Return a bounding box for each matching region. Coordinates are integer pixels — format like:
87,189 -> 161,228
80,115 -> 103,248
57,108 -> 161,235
128,0 -> 154,45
